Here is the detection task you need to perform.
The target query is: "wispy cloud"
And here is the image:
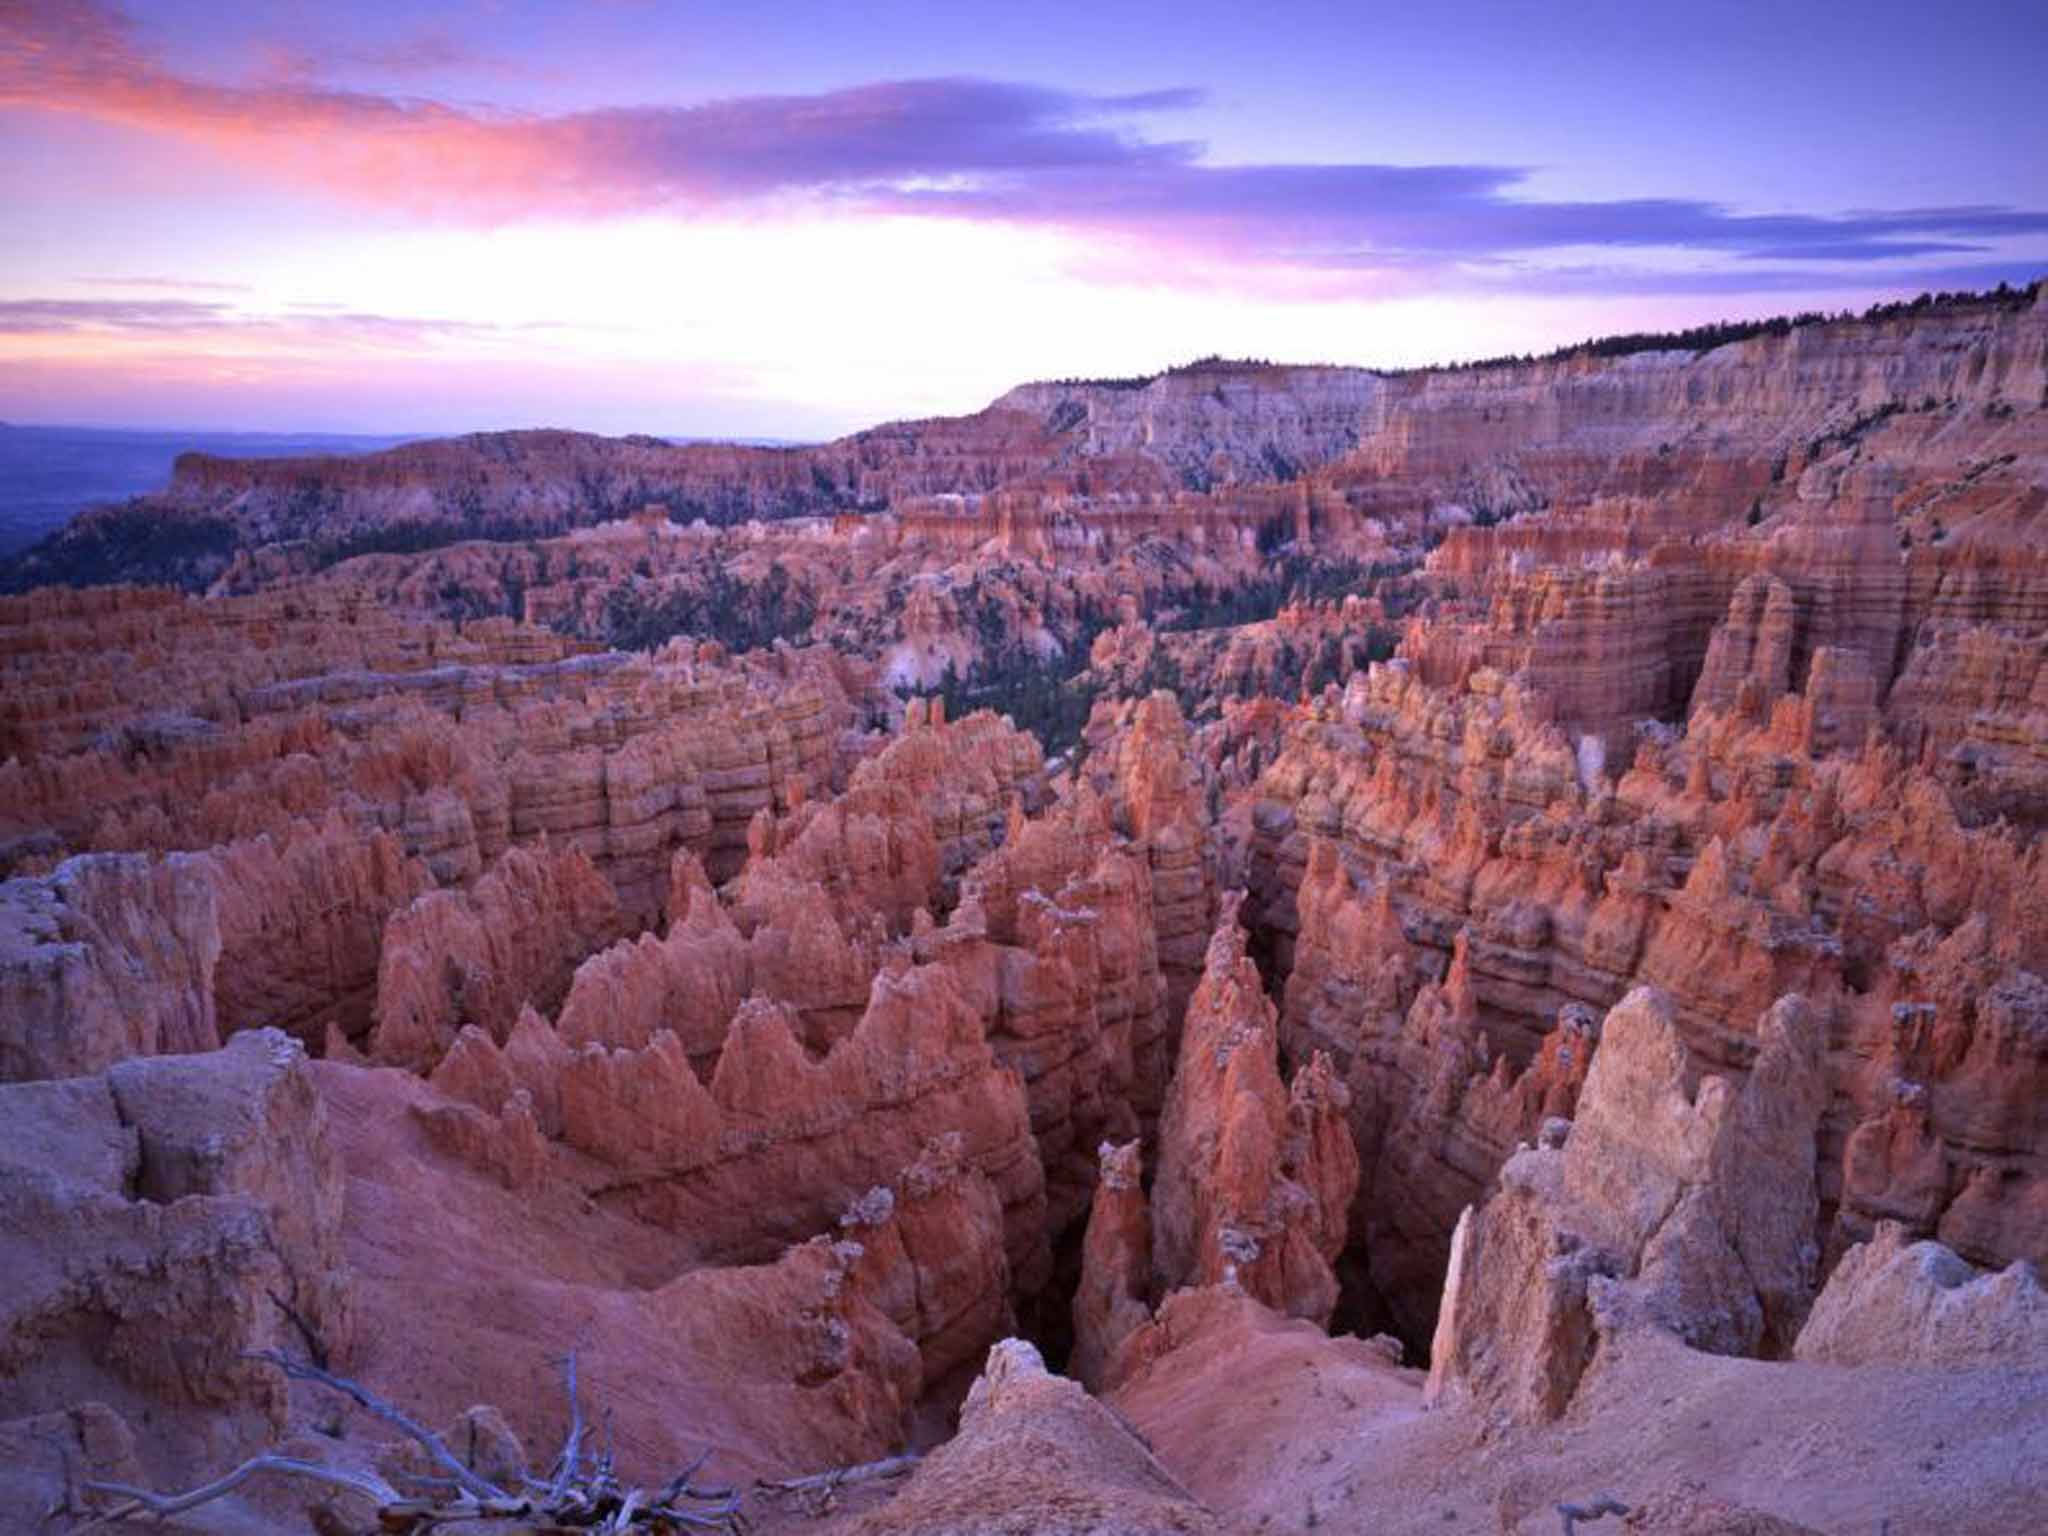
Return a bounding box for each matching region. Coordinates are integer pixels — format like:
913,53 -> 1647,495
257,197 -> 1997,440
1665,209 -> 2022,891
0,298 -> 235,332
80,275 -> 256,294
0,296 -> 537,347
5,0 -> 2045,291
248,23 -> 549,88
254,29 -> 473,84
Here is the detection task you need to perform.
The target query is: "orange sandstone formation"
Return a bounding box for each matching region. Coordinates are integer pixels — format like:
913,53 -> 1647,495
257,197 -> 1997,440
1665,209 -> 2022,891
1150,893 -> 1358,1325
1,293 -> 2044,1532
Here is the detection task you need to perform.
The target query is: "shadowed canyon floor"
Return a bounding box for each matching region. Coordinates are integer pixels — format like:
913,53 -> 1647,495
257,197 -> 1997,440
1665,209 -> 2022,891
2,288 -> 2045,1534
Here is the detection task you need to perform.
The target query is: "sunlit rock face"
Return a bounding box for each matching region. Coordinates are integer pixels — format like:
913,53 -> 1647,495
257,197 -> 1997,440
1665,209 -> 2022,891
1150,893 -> 1358,1326
1247,652 -> 2046,1334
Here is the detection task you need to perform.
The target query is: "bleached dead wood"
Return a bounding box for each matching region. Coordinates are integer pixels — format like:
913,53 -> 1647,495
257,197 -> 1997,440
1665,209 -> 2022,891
755,1452 -> 920,1496
75,1350 -> 745,1533
546,1351 -> 583,1501
754,1452 -> 919,1516
81,1457 -> 402,1527
250,1347 -> 509,1504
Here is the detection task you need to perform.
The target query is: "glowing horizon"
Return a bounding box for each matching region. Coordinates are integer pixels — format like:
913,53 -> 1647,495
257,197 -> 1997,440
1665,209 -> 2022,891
4,0 -> 2045,438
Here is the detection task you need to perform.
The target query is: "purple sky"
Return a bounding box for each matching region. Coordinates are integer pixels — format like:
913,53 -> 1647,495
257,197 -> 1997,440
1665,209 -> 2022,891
3,0 -> 2044,436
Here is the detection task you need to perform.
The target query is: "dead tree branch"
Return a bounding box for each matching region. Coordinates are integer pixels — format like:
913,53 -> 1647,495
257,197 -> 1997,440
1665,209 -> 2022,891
753,1454 -> 918,1522
82,1457 -> 402,1523
268,1286 -> 331,1371
247,1349 -> 506,1504
71,1352 -> 745,1534
755,1454 -> 920,1495
546,1350 -> 583,1501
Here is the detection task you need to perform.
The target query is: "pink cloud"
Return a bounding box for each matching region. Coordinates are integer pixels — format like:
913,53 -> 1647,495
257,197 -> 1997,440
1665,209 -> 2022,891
2,2 -> 1198,220
5,1 -> 2045,289
0,295 -> 555,349
81,275 -> 256,293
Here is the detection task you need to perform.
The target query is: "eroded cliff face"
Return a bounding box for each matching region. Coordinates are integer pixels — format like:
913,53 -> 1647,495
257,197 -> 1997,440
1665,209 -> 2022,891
1424,987 -> 1828,1424
995,362 -> 1388,489
0,1031 -> 348,1479
1073,690 -> 1219,1034
0,591 -> 867,1083
15,292 -> 2039,593
1245,650 -> 2045,1346
0,588 -> 846,901
314,1052 -> 1020,1484
0,851 -> 222,1081
1,292 -> 2044,1529
0,705 -> 1091,1516
1792,1220 -> 2048,1370
1150,893 -> 1358,1326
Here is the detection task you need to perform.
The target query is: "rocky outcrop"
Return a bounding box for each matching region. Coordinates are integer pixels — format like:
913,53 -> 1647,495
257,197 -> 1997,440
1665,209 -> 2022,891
0,584 -> 588,764
0,291 -> 2043,1527
438,935 -> 1053,1294
314,1059 -> 1005,1484
1251,659 -> 2048,1300
408,698 -> 1180,1319
0,852 -> 220,1082
0,1404 -> 155,1534
1106,1267 -> 2042,1536
1083,599 -> 1405,720
1279,833 -> 1596,1348
954,795 -> 1167,1225
1690,574 -> 1798,719
369,840 -> 625,1072
1,586 -> 850,895
554,852 -> 754,1061
1571,990 -> 1827,1355
733,779 -> 940,940
848,702 -> 1046,902
1151,894 -> 1357,1325
1425,987 -> 1826,1423
1105,1284 -> 1421,1531
1793,1221 -> 2048,1369
1822,834 -> 2048,1275
1250,662 -> 1588,996
1078,690 -> 1219,1032
0,1031 -> 350,1474
1364,942 -> 1598,1345
6,418 -> 1050,589
845,1338 -> 1240,1536
0,592 -> 877,1097
997,361 -> 1384,489
836,1133 -> 1015,1389
1279,836 -> 1423,1073
1070,1139 -> 1152,1392
208,816 -> 434,1050
28,290 -> 2036,602
1408,559 -> 1698,758
1885,617 -> 2048,819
